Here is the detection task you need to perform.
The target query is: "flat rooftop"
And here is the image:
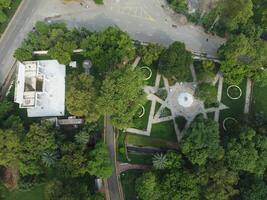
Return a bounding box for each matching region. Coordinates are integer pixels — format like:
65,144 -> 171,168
14,60 -> 66,117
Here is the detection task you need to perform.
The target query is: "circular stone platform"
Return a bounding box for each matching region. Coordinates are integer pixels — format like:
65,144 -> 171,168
178,92 -> 194,108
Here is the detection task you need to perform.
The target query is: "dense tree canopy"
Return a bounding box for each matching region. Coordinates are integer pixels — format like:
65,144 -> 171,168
0,129 -> 20,168
181,117 -> 224,165
239,174 -> 267,200
87,142 -> 113,178
135,172 -> 161,200
197,161 -> 239,200
158,41 -> 192,81
19,121 -> 58,176
225,128 -> 267,175
66,73 -> 100,122
81,26 -> 135,74
98,67 -> 145,129
218,0 -> 253,31
138,43 -> 164,66
219,34 -> 267,85
195,82 -> 217,105
0,0 -> 11,23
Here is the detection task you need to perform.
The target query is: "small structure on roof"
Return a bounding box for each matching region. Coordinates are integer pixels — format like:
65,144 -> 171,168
14,60 -> 66,117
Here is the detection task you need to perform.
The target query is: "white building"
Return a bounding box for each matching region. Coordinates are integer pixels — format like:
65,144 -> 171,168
14,60 -> 66,117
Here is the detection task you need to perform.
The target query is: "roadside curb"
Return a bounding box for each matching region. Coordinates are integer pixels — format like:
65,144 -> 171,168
0,0 -> 25,43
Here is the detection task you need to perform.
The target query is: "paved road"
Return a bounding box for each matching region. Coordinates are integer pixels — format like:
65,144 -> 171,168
0,0 -> 225,86
105,116 -> 121,200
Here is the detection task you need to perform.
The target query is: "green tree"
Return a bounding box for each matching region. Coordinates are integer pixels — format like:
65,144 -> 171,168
139,43 -> 164,66
195,82 -> 217,105
0,0 -> 11,8
135,172 -> 161,200
165,151 -> 183,169
58,143 -> 89,178
153,153 -> 168,170
181,117 -> 224,165
41,151 -> 58,168
98,67 -> 145,129
239,175 -> 267,200
225,128 -> 267,175
81,26 -> 135,74
0,10 -> 7,23
167,0 -> 188,14
74,131 -> 90,145
161,169 -> 199,200
218,34 -> 256,84
158,41 -> 192,81
66,73 -> 100,123
87,142 -> 113,178
0,129 -> 20,168
19,121 -> 57,176
197,161 -> 239,200
218,0 -> 253,31
48,40 -> 77,64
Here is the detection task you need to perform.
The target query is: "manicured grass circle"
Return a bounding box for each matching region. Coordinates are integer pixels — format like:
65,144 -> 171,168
227,85 -> 242,100
140,66 -> 152,80
223,117 -> 237,131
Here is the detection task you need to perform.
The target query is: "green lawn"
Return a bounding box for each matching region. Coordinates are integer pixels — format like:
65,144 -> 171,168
132,101 -> 151,130
0,0 -> 22,35
3,184 -> 45,200
127,134 -> 178,149
150,121 -> 177,142
175,116 -> 187,131
128,153 -> 153,165
120,170 -> 144,200
251,84 -> 267,118
219,80 -> 246,131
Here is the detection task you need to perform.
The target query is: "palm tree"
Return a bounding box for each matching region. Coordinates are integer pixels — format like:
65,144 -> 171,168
74,131 -> 90,144
152,153 -> 167,170
42,151 -> 58,167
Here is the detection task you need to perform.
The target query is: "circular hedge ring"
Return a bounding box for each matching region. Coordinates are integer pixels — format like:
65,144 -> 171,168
227,85 -> 242,100
137,104 -> 145,118
223,117 -> 237,131
140,66 -> 152,81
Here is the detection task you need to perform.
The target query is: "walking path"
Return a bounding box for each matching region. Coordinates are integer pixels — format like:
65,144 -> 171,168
214,75 -> 224,122
190,64 -> 197,83
244,78 -> 253,114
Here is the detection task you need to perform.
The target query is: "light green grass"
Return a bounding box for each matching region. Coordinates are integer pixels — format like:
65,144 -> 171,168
3,184 -> 45,200
128,153 -> 153,165
120,170 -> 143,200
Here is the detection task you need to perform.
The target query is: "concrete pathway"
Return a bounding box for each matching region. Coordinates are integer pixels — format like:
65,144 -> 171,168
244,78 -> 252,114
214,75 -> 224,122
118,162 -> 149,173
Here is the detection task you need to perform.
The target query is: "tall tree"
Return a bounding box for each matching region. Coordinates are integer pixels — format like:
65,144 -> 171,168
197,161 -> 239,200
135,172 -> 161,200
81,26 -> 135,74
0,129 -> 20,168
225,128 -> 267,175
158,41 -> 192,81
19,121 -> 57,176
138,43 -> 164,66
195,83 -> 217,105
87,142 -> 113,178
181,117 -> 224,165
66,73 -> 100,122
98,67 -> 145,129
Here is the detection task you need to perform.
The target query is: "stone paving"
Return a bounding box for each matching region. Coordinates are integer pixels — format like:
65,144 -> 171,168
126,65 -> 229,142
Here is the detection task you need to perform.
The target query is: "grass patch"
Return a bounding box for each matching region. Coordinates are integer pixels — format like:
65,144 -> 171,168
146,66 -> 157,86
127,134 -> 178,149
120,170 -> 143,200
128,153 -> 153,165
219,80 -> 246,131
0,0 -> 22,36
251,84 -> 267,118
150,121 -> 177,142
132,101 -> 151,130
3,184 -> 45,200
